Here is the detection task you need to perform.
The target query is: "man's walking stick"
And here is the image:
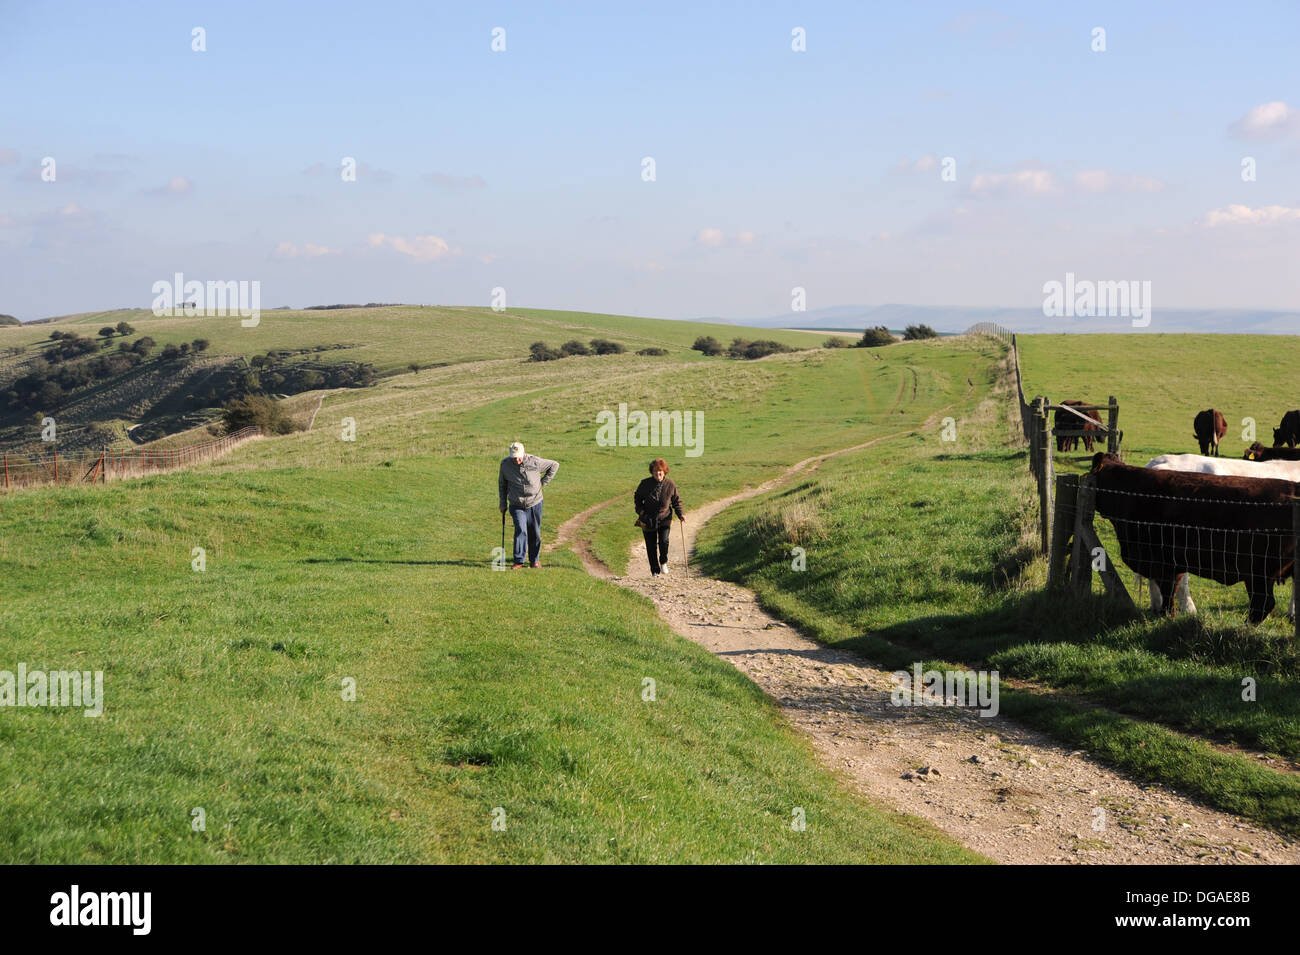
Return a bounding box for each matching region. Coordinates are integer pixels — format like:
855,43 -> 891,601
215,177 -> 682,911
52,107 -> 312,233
680,518 -> 688,575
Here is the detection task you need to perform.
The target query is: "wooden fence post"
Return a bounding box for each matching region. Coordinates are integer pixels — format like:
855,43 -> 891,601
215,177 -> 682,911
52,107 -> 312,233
52,449 -> 58,482
1294,500 -> 1300,642
1038,405 -> 1052,553
3,453 -> 7,490
1107,395 -> 1119,454
1072,474 -> 1097,593
1048,474 -> 1080,588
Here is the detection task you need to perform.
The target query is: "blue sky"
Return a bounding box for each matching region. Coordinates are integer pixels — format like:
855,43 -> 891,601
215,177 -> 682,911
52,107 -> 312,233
1,0 -> 1298,321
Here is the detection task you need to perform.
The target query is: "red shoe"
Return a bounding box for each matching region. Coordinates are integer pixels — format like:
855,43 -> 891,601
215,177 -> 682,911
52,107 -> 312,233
511,564 -> 525,570
530,561 -> 541,568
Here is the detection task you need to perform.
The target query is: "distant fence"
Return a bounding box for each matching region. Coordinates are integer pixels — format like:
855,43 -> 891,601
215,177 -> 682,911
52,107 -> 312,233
964,324 -> 1121,556
0,426 -> 262,492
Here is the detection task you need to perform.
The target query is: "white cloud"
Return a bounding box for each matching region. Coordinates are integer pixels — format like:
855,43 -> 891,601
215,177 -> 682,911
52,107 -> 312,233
967,168 -> 1055,197
695,228 -> 756,247
1074,169 -> 1165,193
367,232 -> 457,262
1203,204 -> 1300,227
145,176 -> 193,196
1231,101 -> 1299,139
892,154 -> 938,174
274,241 -> 340,258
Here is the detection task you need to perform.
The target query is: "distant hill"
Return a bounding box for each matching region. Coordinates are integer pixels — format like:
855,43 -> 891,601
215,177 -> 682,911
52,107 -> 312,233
707,304 -> 1300,335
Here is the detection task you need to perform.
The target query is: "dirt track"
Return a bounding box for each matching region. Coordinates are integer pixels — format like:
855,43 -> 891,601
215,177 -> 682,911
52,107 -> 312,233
551,437 -> 1300,865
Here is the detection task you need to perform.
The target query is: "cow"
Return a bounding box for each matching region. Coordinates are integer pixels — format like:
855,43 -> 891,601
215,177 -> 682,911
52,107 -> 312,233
1193,409 -> 1227,457
1274,410 -> 1300,448
1090,452 -> 1297,624
1055,400 -> 1102,453
1147,453 -> 1300,481
1245,442 -> 1300,462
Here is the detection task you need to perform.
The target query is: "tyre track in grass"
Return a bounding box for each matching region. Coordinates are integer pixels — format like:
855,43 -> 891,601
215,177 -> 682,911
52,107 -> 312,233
552,412 -> 1300,864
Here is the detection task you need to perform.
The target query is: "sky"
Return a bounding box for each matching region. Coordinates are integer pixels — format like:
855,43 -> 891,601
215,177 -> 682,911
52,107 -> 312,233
1,0 -> 1298,323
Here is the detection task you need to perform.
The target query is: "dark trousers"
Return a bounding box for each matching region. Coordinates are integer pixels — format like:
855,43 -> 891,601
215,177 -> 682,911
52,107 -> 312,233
510,501 -> 543,564
642,521 -> 671,574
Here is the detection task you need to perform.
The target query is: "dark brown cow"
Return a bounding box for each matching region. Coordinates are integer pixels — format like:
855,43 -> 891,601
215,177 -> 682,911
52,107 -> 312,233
1090,452 -> 1297,623
1055,400 -> 1102,453
1244,442 -> 1300,462
1274,410 -> 1300,448
1193,408 -> 1227,456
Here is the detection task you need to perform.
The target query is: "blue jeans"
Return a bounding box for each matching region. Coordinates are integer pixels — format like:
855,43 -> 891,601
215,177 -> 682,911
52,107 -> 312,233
510,501 -> 543,565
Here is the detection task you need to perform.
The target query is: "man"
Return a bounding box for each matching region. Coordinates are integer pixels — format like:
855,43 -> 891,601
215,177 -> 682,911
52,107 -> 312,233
498,441 -> 559,569
634,458 -> 685,577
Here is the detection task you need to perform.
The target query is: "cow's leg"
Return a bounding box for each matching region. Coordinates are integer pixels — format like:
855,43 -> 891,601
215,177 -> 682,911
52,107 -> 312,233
1246,579 -> 1276,625
1175,573 -> 1196,614
1145,577 -> 1163,612
1152,575 -> 1178,615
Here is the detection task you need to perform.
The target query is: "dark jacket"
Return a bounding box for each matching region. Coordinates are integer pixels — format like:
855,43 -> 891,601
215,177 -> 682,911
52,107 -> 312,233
635,476 -> 684,527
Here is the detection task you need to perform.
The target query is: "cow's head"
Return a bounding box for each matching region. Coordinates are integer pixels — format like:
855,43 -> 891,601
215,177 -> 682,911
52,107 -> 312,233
1244,441 -> 1266,461
1275,427 -> 1285,446
1090,451 -> 1122,472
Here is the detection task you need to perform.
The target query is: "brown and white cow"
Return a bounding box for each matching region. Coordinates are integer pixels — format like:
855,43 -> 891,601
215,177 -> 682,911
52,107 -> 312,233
1192,409 -> 1227,457
1055,400 -> 1102,453
1090,452 -> 1298,624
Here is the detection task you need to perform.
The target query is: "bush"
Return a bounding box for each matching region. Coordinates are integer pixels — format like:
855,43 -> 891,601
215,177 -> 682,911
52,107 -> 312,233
192,338 -> 209,352
560,340 -> 592,356
823,337 -> 851,348
727,338 -> 794,360
589,338 -> 625,355
528,341 -> 563,362
636,347 -> 669,356
98,326 -> 116,339
115,321 -> 135,336
856,326 -> 895,347
222,394 -> 298,435
692,336 -> 723,356
132,336 -> 156,356
903,324 -> 939,341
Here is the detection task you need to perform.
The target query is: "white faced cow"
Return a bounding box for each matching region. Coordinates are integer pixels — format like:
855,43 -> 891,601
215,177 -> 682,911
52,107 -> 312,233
1142,453 -> 1300,619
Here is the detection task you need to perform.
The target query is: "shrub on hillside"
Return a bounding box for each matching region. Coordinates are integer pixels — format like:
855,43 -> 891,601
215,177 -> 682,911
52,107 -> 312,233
903,324 -> 939,341
222,394 -> 298,435
116,321 -> 135,336
560,340 -> 592,356
98,326 -> 117,340
528,341 -> 564,362
727,338 -> 794,360
589,338 -> 625,355
856,326 -> 895,347
636,347 -> 669,356
823,337 -> 851,348
691,336 -> 723,356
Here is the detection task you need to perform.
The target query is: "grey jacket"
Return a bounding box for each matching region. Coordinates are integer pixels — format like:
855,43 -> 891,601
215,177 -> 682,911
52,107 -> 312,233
499,454 -> 559,509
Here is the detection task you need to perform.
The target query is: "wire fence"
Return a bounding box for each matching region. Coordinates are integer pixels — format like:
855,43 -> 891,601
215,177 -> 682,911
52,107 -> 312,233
0,426 -> 262,492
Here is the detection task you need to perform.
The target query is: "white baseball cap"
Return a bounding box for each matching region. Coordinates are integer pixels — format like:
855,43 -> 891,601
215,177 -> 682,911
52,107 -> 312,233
508,442 -> 526,457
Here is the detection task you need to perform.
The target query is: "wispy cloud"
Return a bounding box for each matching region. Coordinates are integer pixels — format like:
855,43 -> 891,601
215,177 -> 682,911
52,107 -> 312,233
1074,169 -> 1166,193
367,232 -> 458,262
966,167 -> 1055,197
144,176 -> 194,197
695,227 -> 756,247
1230,101 -> 1299,140
1203,204 -> 1300,227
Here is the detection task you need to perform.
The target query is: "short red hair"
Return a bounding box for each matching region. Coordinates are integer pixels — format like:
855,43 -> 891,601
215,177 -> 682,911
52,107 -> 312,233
649,458 -> 669,475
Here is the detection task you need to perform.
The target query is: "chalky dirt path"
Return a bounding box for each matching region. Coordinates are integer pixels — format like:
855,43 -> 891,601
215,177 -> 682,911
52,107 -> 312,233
551,434 -> 1300,865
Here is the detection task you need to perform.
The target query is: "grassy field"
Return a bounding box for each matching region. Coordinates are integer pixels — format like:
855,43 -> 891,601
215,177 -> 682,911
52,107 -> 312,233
695,332 -> 1300,836
0,310 -> 993,863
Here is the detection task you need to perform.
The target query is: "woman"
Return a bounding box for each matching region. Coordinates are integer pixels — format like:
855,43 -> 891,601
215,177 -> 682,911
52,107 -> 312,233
634,458 -> 685,576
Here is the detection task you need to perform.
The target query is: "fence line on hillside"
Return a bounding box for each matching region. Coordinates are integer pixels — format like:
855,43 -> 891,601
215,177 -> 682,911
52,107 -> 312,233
963,323 -> 1122,559
0,426 -> 262,492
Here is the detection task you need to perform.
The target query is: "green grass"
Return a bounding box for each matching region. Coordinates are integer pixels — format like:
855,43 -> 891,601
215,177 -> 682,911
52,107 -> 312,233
0,311 -> 995,863
695,338 -> 1300,836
